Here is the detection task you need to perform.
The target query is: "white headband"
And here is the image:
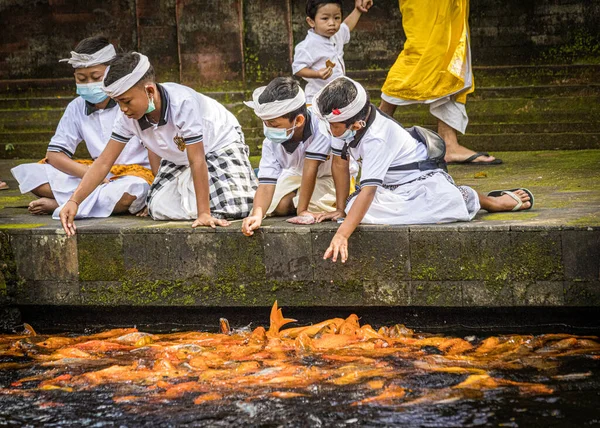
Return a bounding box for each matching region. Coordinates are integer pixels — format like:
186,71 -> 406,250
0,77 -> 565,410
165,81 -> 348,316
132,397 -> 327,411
313,76 -> 368,123
243,86 -> 306,120
101,52 -> 150,98
59,44 -> 116,69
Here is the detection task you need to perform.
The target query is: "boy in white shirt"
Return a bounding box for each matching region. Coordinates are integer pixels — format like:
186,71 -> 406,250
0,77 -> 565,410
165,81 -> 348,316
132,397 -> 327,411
59,52 -> 257,235
241,77 -> 337,236
11,36 -> 152,219
293,0 -> 372,105
314,77 -> 535,263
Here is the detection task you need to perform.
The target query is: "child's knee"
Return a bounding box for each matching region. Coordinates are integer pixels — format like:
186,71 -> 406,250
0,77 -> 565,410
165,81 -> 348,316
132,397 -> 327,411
272,192 -> 296,216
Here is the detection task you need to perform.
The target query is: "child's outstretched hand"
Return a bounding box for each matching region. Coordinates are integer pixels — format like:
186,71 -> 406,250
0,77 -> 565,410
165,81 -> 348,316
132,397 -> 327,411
242,215 -> 262,236
316,209 -> 345,223
317,66 -> 333,80
193,213 -> 230,229
60,200 -> 79,237
355,0 -> 373,12
323,232 -> 349,263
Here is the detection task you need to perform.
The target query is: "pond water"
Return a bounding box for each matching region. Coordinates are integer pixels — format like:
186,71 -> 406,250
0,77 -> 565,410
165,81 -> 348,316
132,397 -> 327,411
1,303 -> 599,427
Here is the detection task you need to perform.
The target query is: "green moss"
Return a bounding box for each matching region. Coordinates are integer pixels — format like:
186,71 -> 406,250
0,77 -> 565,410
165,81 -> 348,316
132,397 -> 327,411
566,213 -> 600,226
0,223 -> 45,229
78,235 -> 125,281
482,212 -> 539,221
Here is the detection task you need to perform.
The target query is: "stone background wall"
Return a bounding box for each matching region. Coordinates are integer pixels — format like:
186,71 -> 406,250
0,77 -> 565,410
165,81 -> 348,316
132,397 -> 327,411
1,0 -> 598,85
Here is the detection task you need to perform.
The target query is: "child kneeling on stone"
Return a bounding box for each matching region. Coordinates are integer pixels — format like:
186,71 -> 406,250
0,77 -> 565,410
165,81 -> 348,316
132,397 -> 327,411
241,77 -> 342,236
60,52 -> 257,235
11,36 -> 152,219
314,77 -> 534,263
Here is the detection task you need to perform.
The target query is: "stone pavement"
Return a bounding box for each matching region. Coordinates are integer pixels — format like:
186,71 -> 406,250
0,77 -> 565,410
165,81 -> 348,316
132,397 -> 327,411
0,150 -> 599,308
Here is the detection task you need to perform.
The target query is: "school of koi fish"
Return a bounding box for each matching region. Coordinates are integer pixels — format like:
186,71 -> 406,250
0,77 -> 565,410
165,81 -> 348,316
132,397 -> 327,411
0,302 -> 599,425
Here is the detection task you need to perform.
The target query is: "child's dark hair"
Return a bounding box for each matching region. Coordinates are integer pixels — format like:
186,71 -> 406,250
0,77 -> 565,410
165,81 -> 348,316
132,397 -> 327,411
74,36 -> 110,55
317,79 -> 370,126
258,77 -> 308,121
306,0 -> 343,20
73,36 -> 113,65
104,52 -> 155,87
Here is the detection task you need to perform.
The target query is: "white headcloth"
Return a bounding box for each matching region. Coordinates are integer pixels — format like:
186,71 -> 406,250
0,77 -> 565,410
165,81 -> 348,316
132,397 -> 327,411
101,52 -> 151,98
243,86 -> 306,120
312,76 -> 368,123
59,44 -> 116,69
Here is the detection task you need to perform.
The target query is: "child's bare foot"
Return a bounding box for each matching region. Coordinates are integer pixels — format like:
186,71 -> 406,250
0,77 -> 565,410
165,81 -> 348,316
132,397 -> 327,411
484,189 -> 532,212
28,197 -> 59,215
0,181 -> 8,190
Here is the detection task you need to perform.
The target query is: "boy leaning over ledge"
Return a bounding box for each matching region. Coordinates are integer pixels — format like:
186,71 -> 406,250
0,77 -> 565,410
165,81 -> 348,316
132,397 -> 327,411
60,52 -> 257,235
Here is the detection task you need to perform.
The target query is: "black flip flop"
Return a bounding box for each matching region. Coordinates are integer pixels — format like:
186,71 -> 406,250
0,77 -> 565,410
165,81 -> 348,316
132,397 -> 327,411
448,152 -> 503,165
487,188 -> 534,211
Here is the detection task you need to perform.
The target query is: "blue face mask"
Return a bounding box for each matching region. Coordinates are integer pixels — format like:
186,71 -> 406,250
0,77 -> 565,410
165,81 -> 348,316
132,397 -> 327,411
76,82 -> 108,104
338,127 -> 356,141
263,119 -> 297,144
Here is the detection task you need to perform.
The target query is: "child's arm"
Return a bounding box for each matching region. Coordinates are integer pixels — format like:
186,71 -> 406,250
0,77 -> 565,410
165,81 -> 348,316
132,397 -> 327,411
46,151 -> 95,179
241,184 -> 276,236
295,67 -> 333,81
147,149 -> 161,176
323,185 -> 377,263
60,139 -> 126,236
186,142 -> 230,229
344,6 -> 365,32
296,159 -> 321,217
318,154 -> 349,222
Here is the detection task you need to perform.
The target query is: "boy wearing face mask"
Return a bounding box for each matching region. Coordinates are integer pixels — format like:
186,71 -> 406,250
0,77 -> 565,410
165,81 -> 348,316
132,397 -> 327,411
11,36 -> 152,218
241,77 -> 341,236
59,52 -> 257,236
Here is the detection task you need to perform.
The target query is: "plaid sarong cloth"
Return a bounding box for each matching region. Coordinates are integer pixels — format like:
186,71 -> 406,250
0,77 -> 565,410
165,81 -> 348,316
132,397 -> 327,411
147,140 -> 257,219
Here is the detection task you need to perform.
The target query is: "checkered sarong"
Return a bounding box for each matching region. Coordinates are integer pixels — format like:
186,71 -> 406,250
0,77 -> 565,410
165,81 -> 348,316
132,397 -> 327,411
147,140 -> 257,219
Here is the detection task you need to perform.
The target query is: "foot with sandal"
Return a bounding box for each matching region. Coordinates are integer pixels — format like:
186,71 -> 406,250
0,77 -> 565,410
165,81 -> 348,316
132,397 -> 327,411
479,188 -> 534,213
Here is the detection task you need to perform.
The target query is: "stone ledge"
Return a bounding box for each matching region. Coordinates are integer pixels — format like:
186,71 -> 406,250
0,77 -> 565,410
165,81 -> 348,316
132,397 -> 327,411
1,221 -> 598,307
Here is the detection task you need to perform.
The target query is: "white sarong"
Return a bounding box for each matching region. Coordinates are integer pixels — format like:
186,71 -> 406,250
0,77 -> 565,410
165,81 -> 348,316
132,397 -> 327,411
11,163 -> 149,219
347,170 -> 479,225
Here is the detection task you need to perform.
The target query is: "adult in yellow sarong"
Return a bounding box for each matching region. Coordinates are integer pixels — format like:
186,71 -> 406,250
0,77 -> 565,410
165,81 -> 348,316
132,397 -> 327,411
380,0 -> 502,165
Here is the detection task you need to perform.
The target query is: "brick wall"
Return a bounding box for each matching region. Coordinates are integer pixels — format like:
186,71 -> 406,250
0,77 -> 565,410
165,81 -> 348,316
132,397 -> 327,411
0,0 -> 597,84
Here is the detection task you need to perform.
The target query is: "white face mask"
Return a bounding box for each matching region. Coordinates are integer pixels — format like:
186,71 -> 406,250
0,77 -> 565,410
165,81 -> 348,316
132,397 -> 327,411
263,118 -> 297,144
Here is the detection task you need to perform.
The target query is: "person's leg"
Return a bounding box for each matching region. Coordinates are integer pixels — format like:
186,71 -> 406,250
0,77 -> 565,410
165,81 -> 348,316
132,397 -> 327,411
30,183 -> 54,199
379,99 -> 398,117
112,192 -> 137,214
28,198 -> 59,215
478,190 -> 531,212
438,119 -> 498,164
28,183 -> 58,214
272,192 -> 296,216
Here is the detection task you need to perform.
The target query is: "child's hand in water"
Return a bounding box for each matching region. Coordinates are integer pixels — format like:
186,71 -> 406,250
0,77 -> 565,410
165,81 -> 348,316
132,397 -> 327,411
324,232 -> 349,263
242,215 -> 262,236
192,213 -> 230,229
317,66 -> 333,80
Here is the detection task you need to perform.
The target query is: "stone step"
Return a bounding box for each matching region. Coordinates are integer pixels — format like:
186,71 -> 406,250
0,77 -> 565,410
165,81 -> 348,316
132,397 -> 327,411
3,121 -> 597,147
1,64 -> 598,98
0,84 -> 598,109
348,64 -> 600,88
3,132 -> 598,160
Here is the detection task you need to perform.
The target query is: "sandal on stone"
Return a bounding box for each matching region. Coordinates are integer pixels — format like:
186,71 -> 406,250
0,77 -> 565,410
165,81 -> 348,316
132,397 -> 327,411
0,181 -> 9,191
487,188 -> 534,211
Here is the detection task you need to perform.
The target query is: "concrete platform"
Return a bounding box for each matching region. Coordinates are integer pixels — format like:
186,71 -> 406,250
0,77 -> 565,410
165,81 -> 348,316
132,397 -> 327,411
1,150 -> 599,309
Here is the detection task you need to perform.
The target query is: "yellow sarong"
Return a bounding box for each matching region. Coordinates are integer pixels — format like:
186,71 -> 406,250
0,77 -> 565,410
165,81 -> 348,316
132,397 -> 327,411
382,0 -> 474,104
38,159 -> 155,185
